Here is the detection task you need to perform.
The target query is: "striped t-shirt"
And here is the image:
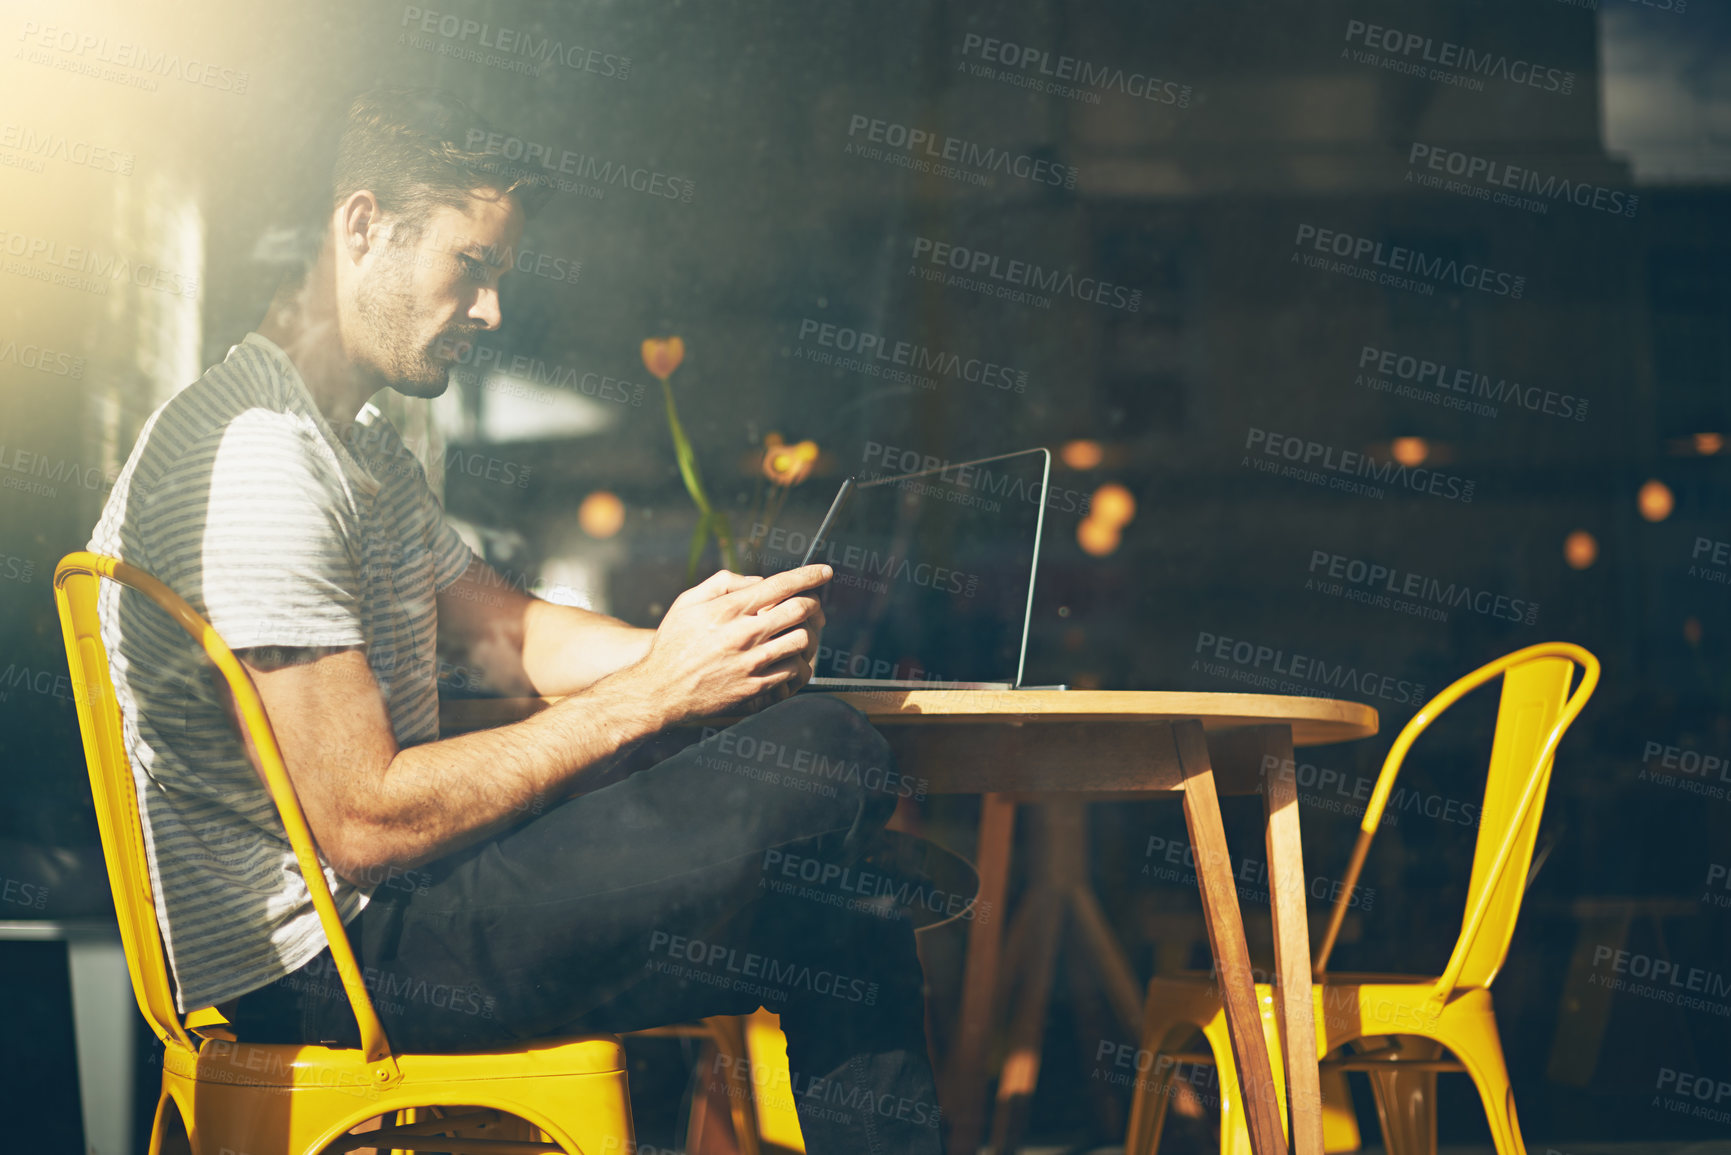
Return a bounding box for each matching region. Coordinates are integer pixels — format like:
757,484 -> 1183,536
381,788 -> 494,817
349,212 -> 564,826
87,332 -> 477,1013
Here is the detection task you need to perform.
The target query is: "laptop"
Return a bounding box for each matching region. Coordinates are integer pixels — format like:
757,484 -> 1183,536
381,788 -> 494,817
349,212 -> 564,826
756,447 -> 1062,692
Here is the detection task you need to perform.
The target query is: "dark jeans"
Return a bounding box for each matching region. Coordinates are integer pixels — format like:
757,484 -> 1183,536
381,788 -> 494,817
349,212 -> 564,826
229,693 -> 946,1155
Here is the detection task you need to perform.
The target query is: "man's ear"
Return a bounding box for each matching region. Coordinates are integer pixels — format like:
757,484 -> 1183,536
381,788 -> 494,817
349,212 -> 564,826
337,190 -> 380,261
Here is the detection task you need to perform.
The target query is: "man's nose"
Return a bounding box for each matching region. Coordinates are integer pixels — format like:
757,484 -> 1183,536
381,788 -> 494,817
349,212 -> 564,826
471,286 -> 503,331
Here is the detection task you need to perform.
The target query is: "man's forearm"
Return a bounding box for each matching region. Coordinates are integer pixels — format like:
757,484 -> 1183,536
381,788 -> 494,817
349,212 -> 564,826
521,598 -> 654,695
342,663 -> 669,874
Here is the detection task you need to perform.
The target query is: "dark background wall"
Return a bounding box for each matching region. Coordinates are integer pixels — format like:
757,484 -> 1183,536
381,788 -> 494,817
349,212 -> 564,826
2,0 -> 1728,1149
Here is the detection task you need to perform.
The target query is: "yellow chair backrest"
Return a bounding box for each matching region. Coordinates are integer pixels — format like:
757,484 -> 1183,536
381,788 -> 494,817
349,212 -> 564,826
53,557 -> 194,1054
1313,642 -> 1599,1001
1455,653 -> 1579,990
53,551 -> 398,1072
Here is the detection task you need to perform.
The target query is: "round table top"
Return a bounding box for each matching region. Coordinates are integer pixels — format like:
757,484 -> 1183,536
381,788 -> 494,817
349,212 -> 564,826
443,689 -> 1380,748
823,689 -> 1378,746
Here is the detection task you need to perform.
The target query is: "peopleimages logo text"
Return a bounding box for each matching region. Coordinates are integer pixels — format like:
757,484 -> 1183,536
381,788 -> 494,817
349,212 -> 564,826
1194,630 -> 1427,706
1342,19 -> 1574,95
910,235 -> 1141,312
846,115 -> 1077,189
0,444 -> 117,494
1407,143 -> 1636,219
0,229 -> 200,300
1358,344 -> 1587,422
958,34 -> 1191,107
862,440 -> 1093,516
795,319 -> 1027,393
1294,224 -> 1525,299
17,20 -> 251,94
1308,550 -> 1539,626
399,6 -> 630,78
0,339 -> 84,378
1245,427 -> 1476,503
0,122 -> 133,174
463,130 -> 694,203
645,931 -> 878,1005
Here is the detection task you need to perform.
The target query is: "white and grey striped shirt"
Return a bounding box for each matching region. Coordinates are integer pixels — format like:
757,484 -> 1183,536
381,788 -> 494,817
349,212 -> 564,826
88,332 -> 476,1012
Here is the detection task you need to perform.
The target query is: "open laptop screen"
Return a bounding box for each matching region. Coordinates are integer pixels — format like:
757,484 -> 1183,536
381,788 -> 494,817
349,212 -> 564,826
752,447 -> 1050,688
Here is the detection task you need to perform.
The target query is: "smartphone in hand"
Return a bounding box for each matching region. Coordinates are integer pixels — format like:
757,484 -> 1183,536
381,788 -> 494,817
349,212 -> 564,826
800,477 -> 855,567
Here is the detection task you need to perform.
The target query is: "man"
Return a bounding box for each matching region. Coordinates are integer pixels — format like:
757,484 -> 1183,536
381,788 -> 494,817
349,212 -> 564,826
90,87 -> 944,1154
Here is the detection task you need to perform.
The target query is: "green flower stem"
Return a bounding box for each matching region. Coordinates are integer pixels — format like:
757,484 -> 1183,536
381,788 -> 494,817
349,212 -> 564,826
713,511 -> 738,572
660,376 -> 737,577
686,512 -> 710,582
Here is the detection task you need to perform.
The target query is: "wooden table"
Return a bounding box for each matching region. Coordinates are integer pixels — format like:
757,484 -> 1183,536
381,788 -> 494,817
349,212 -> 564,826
443,689 -> 1379,1155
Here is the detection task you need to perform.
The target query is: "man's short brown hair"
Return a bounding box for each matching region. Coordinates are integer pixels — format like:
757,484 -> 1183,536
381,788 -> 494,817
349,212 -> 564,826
331,87 -> 552,238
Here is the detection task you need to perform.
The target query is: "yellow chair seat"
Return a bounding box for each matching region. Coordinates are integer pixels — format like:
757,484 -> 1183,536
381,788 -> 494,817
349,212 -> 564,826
154,1033 -> 632,1155
168,1032 -> 628,1088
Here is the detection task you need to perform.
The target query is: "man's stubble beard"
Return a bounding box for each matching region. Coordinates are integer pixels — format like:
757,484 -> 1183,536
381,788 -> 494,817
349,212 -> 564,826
353,241 -> 470,399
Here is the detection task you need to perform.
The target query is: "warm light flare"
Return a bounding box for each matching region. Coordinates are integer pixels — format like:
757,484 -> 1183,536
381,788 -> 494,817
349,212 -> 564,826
1637,479 -> 1674,522
1061,439 -> 1105,470
1077,517 -> 1121,557
1391,436 -> 1429,467
1564,530 -> 1598,570
1090,483 -> 1136,528
578,491 -> 625,538
761,433 -> 819,486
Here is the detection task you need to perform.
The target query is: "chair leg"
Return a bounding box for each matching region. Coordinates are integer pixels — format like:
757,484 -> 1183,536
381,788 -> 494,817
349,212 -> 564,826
1362,1038 -> 1441,1155
1123,1026 -> 1183,1155
706,1016 -> 764,1155
1453,1031 -> 1528,1155
1199,1013 -> 1260,1155
148,1085 -> 189,1155
1126,1010 -> 1265,1155
1317,1065 -> 1362,1153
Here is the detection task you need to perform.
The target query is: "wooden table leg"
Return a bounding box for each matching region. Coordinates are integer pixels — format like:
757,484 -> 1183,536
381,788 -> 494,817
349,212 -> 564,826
945,792 -> 1017,1155
1172,720 -> 1290,1155
988,889 -> 1064,1155
1259,726 -> 1324,1155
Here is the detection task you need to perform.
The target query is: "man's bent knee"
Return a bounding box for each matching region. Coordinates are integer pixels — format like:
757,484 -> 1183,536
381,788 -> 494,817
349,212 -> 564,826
717,694 -> 901,819
746,694 -> 891,768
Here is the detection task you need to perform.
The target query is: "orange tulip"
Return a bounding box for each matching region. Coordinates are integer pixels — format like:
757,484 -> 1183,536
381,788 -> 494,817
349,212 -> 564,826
641,336 -> 686,381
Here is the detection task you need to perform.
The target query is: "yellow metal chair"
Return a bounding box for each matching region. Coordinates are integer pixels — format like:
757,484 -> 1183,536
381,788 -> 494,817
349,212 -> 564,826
54,551 -> 637,1155
630,1014 -> 766,1154
1123,642 -> 1600,1155
743,1008 -> 806,1152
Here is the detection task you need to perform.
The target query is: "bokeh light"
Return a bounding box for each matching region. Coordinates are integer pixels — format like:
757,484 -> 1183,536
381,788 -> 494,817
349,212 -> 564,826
1090,483 -> 1136,528
1391,436 -> 1429,467
1637,479 -> 1674,522
1564,530 -> 1598,570
1077,517 -> 1121,557
578,491 -> 626,538
1061,439 -> 1105,470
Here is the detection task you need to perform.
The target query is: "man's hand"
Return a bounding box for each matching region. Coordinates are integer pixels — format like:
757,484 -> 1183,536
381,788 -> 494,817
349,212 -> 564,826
742,578 -> 827,712
621,564 -> 831,721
